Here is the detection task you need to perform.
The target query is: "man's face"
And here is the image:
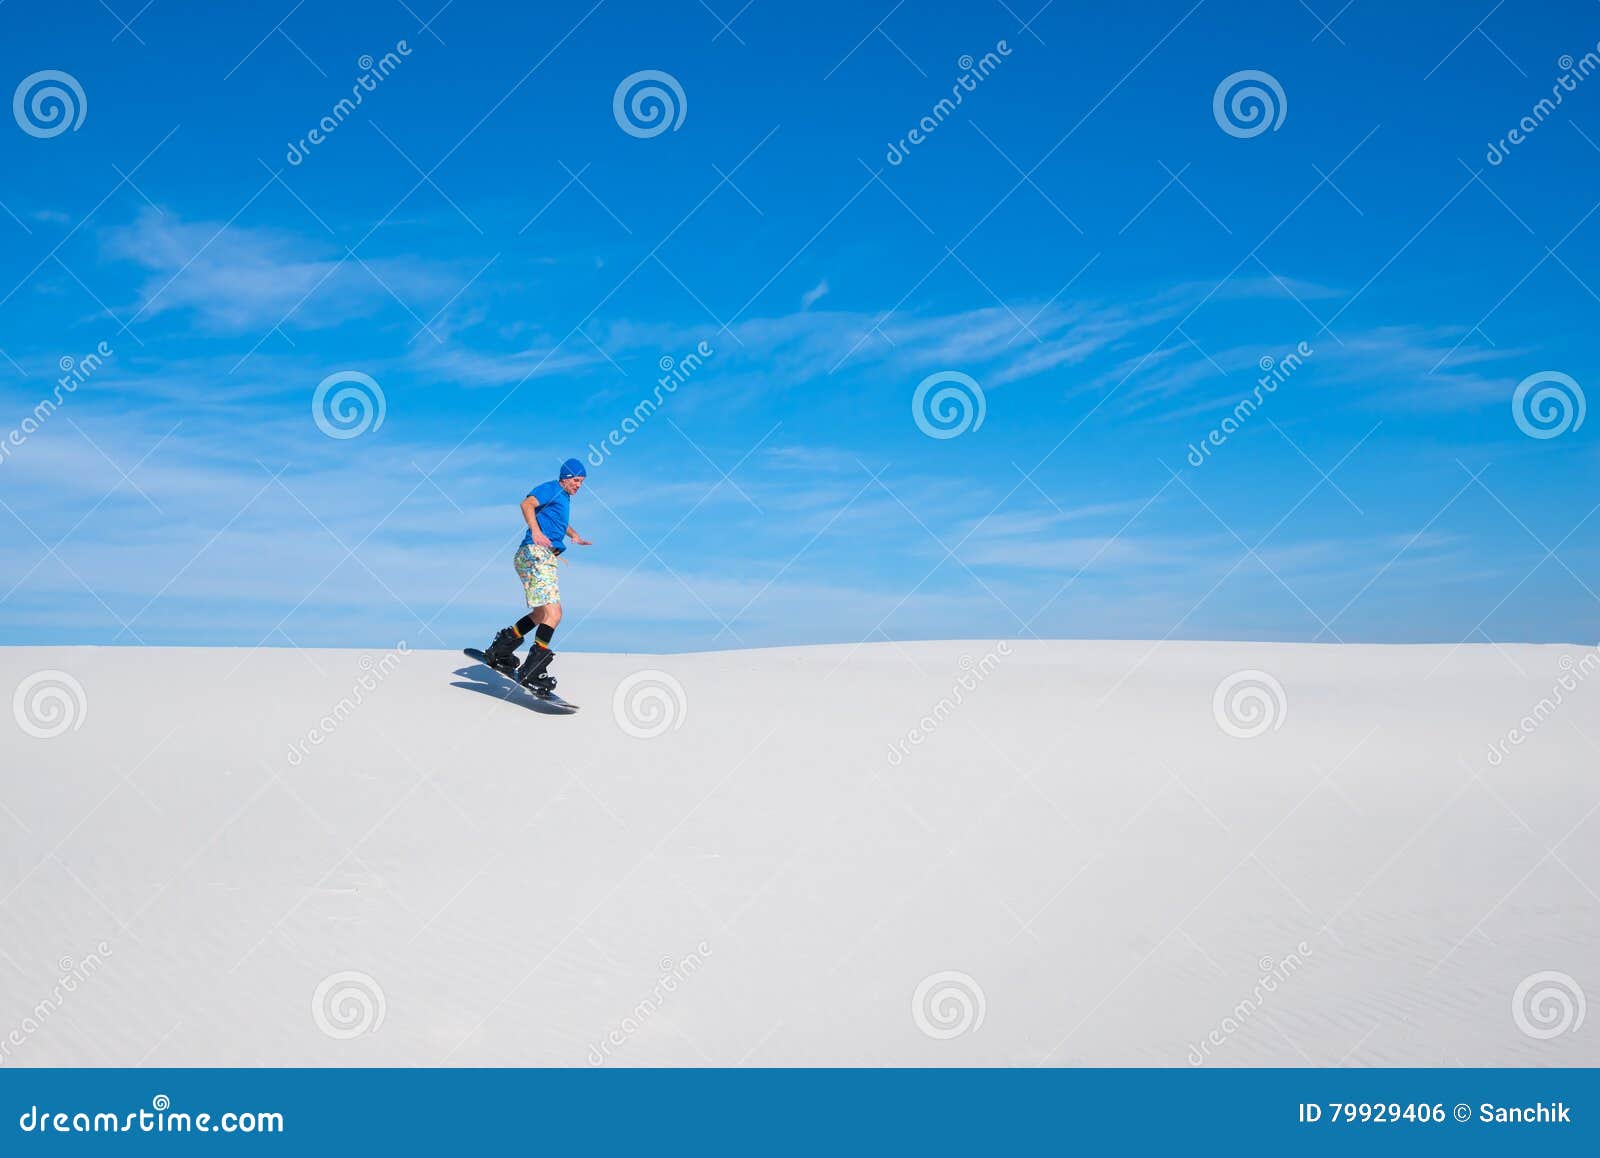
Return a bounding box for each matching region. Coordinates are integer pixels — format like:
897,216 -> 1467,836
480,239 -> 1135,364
560,476 -> 584,496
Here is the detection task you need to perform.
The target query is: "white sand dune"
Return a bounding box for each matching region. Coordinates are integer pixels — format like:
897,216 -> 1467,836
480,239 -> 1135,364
1,640 -> 1596,1067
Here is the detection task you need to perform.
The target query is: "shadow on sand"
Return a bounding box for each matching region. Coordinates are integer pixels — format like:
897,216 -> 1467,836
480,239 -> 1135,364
451,663 -> 577,716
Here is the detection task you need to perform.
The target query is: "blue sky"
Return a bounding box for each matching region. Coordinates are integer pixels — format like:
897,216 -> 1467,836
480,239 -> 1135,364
0,0 -> 1596,651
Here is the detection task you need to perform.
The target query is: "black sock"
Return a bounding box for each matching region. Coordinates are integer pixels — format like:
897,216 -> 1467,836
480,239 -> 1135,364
511,614 -> 539,638
534,623 -> 555,649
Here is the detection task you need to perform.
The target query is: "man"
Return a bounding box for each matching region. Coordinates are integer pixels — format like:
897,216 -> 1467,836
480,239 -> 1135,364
481,458 -> 592,692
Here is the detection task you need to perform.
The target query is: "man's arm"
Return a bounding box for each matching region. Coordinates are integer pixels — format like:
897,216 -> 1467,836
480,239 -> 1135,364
566,525 -> 593,547
521,496 -> 553,549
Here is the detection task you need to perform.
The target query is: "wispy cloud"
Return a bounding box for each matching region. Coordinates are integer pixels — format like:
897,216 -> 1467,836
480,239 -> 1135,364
407,338 -> 612,388
102,208 -> 463,333
1095,322 -> 1528,423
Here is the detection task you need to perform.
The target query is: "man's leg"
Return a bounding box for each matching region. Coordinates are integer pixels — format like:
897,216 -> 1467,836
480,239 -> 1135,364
515,602 -> 561,682
515,549 -> 564,688
485,546 -> 551,670
514,602 -> 560,643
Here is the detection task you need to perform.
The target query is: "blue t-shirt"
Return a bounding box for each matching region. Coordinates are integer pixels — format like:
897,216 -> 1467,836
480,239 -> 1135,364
521,480 -> 571,554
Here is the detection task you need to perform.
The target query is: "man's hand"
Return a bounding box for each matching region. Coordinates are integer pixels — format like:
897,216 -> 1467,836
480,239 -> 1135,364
531,532 -> 554,550
570,533 -> 593,547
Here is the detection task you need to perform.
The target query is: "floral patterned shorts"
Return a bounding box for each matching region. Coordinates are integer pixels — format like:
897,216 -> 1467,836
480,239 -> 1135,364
514,543 -> 560,608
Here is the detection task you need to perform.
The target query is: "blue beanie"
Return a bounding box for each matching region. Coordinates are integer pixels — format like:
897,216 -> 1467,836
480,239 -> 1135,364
559,457 -> 587,480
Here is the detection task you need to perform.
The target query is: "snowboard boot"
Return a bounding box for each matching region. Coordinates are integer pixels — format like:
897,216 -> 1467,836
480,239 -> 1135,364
515,646 -> 556,695
482,627 -> 520,674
